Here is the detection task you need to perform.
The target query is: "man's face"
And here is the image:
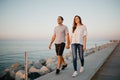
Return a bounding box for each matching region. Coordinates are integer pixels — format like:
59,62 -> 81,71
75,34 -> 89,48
57,17 -> 63,24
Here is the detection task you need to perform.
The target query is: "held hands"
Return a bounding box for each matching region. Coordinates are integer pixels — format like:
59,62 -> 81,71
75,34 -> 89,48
66,44 -> 70,49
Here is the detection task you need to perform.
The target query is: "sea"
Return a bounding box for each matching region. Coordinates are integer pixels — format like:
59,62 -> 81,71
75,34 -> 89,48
0,39 -> 109,73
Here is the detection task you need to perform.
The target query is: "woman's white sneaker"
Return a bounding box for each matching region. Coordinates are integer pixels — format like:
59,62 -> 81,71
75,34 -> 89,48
72,71 -> 78,77
80,67 -> 84,73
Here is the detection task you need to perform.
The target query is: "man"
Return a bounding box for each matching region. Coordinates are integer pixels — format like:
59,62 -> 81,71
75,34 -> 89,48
49,16 -> 70,74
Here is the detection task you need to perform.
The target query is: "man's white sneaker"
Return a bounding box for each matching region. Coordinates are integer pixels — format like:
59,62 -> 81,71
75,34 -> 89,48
72,71 -> 78,77
80,67 -> 84,73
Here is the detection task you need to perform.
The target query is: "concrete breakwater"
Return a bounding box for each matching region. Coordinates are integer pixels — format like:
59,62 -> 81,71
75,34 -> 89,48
0,42 -> 115,80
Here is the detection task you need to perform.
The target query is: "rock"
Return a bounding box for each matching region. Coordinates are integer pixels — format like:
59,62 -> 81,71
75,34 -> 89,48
0,72 -> 14,80
4,68 -> 10,73
29,65 -> 50,77
27,61 -> 33,70
39,66 -> 50,75
29,66 -> 39,73
33,60 -> 42,69
39,59 -> 46,66
28,64 -> 32,70
46,56 -> 57,64
15,70 -> 25,80
28,72 -> 41,80
9,69 -> 16,79
28,61 -> 33,65
52,56 -> 57,61
25,61 -> 33,70
0,71 -> 8,79
46,62 -> 57,71
88,48 -> 94,53
1,68 -> 16,79
46,58 -> 53,64
11,62 -> 21,69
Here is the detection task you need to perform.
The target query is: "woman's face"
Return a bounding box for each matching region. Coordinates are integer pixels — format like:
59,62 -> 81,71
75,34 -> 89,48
74,16 -> 80,24
57,17 -> 63,24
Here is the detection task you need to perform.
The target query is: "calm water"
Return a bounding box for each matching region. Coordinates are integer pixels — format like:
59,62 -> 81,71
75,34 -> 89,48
0,40 -> 109,73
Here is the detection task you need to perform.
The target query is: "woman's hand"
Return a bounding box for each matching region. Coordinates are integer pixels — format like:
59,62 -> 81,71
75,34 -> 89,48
83,36 -> 87,51
83,45 -> 86,51
66,44 -> 70,49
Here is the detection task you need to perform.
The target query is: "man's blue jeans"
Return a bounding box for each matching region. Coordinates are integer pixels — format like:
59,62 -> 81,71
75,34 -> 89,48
71,43 -> 84,71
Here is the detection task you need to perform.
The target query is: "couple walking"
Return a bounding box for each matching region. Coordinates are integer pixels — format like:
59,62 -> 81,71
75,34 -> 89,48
49,15 -> 87,77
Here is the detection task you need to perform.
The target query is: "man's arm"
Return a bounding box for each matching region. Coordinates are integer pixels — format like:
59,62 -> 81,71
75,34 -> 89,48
49,34 -> 56,49
66,33 -> 70,49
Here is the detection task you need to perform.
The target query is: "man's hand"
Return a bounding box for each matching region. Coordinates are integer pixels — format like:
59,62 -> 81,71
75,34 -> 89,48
49,44 -> 52,49
66,44 -> 70,49
49,34 -> 56,50
66,33 -> 70,49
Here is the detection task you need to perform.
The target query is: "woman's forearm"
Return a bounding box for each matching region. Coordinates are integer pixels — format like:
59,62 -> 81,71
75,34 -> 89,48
83,36 -> 87,49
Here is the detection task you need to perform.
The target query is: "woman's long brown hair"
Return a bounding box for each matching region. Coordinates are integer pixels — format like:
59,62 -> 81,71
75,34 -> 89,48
72,15 -> 83,33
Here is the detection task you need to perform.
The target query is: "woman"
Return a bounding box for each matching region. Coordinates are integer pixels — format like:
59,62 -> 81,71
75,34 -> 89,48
71,15 -> 87,77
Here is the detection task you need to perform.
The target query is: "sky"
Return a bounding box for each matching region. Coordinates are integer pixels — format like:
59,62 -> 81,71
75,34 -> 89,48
0,0 -> 120,41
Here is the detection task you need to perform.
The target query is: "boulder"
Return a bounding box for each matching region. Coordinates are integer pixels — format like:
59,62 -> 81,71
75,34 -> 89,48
28,64 -> 32,70
11,62 -> 21,69
33,60 -> 42,69
15,70 -> 25,80
28,72 -> 41,80
46,62 -> 57,71
46,58 -> 53,64
0,71 -> 6,78
29,66 -> 39,73
0,72 -> 14,80
4,68 -> 10,73
39,66 -> 50,75
39,59 -> 46,66
28,61 -> 33,65
9,69 -> 16,79
1,68 -> 16,79
46,56 -> 57,64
